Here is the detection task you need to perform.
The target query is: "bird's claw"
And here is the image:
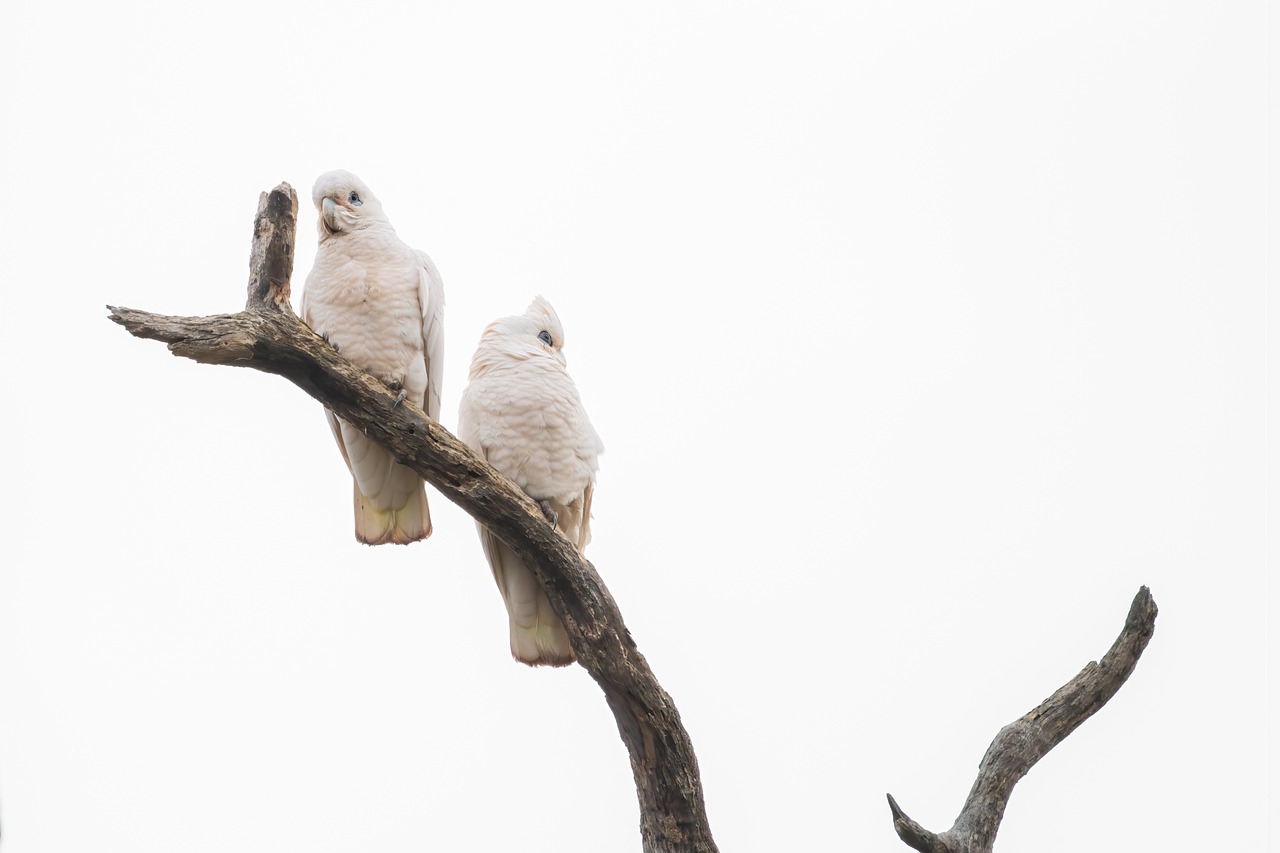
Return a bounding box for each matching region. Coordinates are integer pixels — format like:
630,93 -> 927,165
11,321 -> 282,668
321,332 -> 340,352
384,379 -> 407,409
538,500 -> 559,527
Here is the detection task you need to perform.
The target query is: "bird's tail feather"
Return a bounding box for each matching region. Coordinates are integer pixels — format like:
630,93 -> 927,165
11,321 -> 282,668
479,528 -> 575,666
332,415 -> 431,545
353,479 -> 431,545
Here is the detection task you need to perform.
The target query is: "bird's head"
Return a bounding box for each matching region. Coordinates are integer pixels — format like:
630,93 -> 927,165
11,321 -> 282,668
469,295 -> 569,377
523,295 -> 567,363
311,169 -> 386,239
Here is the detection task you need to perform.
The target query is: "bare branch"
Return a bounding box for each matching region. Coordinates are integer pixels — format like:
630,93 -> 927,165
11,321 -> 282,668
246,182 -> 298,311
107,183 -> 718,853
110,180 -> 1158,853
887,586 -> 1159,853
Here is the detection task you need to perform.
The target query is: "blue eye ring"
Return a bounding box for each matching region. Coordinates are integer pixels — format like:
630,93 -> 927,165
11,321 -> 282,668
538,330 -> 553,346
348,191 -> 362,206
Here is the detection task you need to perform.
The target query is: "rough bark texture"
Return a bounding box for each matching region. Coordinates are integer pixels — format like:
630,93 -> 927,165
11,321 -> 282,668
108,183 -> 718,853
886,586 -> 1159,853
110,180 -> 1159,853
246,183 -> 298,311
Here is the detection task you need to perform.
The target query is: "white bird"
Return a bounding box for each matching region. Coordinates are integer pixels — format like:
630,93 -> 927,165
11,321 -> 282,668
457,297 -> 603,666
300,169 -> 445,545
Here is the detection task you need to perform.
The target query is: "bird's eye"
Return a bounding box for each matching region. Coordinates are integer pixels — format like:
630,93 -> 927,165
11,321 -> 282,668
538,330 -> 553,346
348,191 -> 362,206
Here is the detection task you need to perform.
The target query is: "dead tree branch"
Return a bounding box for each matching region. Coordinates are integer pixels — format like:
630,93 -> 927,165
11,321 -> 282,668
109,181 -> 1159,853
108,182 -> 717,853
887,585 -> 1159,853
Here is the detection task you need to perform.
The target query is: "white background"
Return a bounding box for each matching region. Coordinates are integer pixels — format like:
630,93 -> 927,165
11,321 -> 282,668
1,2 -> 1271,851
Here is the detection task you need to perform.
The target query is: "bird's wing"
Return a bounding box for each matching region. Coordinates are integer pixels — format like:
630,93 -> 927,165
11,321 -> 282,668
575,480 -> 595,552
417,250 -> 445,422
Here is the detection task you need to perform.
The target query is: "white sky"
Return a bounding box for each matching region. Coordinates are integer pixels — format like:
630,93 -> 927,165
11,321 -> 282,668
1,2 -> 1271,851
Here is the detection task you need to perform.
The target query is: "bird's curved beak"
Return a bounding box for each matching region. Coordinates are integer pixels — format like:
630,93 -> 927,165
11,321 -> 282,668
320,196 -> 341,234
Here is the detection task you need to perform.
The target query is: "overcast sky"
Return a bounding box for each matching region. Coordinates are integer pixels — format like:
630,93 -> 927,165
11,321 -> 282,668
1,3 -> 1271,851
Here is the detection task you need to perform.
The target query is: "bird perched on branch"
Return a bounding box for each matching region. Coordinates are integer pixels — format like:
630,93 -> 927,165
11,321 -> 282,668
458,297 -> 603,666
300,169 -> 445,545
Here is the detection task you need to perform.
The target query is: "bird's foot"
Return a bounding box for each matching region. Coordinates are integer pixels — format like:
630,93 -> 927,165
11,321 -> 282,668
321,332 -> 340,352
385,379 -> 407,409
538,500 -> 559,527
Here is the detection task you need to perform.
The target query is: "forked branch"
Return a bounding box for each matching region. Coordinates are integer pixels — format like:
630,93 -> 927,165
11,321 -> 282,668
108,182 -> 718,853
109,181 -> 1158,853
887,586 -> 1158,853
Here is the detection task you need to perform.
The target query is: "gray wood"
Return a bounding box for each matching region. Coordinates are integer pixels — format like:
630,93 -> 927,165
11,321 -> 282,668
108,181 -> 1159,853
887,586 -> 1159,853
109,182 -> 718,853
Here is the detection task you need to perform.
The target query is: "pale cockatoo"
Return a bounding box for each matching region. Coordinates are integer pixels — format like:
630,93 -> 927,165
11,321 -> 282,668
300,169 -> 444,545
457,297 -> 603,666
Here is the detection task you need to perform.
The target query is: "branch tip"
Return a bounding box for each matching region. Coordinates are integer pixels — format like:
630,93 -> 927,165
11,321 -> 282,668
886,793 -> 943,853
886,793 -> 902,818
1130,585 -> 1157,624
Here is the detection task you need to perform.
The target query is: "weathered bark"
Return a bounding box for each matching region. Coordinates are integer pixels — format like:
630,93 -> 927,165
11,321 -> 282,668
245,183 -> 298,312
887,586 -> 1159,853
110,180 -> 1159,853
107,183 -> 718,853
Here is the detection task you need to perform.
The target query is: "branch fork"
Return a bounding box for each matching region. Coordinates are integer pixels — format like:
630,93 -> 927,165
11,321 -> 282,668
109,182 -> 719,853
109,181 -> 1159,853
887,586 -> 1158,853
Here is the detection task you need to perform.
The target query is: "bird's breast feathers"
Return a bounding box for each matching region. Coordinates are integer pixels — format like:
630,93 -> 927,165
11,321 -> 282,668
463,370 -> 600,503
302,232 -> 430,391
